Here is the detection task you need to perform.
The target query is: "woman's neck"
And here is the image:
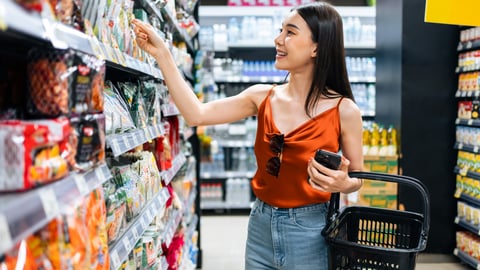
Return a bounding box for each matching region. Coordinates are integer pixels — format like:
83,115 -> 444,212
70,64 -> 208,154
285,72 -> 313,101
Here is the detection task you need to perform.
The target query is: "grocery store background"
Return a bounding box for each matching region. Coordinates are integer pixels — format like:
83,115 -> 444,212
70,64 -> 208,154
0,0 -> 479,269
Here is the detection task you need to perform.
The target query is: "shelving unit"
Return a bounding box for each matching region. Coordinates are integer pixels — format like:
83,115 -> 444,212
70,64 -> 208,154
197,5 -> 376,212
0,164 -> 111,255
109,153 -> 185,270
453,26 -> 480,265
0,0 -> 201,269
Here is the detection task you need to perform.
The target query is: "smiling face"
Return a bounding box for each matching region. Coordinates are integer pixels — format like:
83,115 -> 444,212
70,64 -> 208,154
274,11 -> 318,74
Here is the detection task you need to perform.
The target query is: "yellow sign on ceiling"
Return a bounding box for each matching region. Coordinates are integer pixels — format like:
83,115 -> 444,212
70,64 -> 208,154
425,0 -> 480,26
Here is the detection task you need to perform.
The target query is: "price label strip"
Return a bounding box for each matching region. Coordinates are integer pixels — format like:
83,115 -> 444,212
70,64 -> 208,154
95,166 -> 106,183
88,37 -> 105,60
39,188 -> 60,220
123,237 -> 132,252
131,225 -> 139,239
110,250 -> 121,269
0,214 -> 12,253
123,136 -> 131,150
74,175 -> 89,196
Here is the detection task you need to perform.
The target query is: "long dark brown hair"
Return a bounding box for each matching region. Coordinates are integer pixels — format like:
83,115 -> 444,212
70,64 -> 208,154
293,2 -> 354,118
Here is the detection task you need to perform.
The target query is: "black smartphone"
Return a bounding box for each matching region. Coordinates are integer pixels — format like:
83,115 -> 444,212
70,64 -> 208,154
314,149 -> 341,170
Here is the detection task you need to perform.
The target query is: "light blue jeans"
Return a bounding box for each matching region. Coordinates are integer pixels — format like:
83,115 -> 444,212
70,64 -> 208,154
245,198 -> 329,270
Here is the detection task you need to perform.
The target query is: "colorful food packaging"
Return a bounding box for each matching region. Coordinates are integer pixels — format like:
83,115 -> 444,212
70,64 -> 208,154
0,118 -> 72,191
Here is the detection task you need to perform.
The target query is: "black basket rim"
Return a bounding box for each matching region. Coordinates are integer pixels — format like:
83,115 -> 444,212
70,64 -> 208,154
326,237 -> 425,253
334,205 -> 425,220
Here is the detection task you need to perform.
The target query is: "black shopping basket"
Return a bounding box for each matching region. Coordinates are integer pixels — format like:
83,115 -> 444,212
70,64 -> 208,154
322,172 -> 430,270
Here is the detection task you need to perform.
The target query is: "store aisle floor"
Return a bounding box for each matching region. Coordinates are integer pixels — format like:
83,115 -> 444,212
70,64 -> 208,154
199,215 -> 471,270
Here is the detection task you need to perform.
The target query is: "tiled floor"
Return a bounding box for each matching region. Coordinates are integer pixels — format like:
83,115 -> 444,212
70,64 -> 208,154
199,214 -> 471,270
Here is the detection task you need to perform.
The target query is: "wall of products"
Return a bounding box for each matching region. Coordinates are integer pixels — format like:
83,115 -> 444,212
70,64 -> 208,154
0,0 -> 202,269
453,26 -> 480,268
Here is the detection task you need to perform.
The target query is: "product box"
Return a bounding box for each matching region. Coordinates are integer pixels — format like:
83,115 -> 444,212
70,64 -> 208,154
458,100 -> 473,119
346,155 -> 398,209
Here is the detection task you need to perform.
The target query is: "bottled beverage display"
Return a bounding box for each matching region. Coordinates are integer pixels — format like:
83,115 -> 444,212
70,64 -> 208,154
363,122 -> 398,157
201,14 -> 375,48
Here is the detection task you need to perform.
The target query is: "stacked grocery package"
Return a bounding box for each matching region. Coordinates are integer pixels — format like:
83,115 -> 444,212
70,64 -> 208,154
341,121 -> 399,209
453,26 -> 480,267
0,0 -> 201,269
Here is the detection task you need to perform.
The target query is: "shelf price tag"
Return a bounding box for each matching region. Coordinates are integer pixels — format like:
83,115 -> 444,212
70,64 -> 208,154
110,250 -> 121,269
123,237 -> 132,252
74,175 -> 89,196
132,133 -> 140,146
111,139 -> 121,156
39,188 -> 60,220
95,167 -> 106,183
123,136 -> 131,150
458,143 -> 464,150
0,214 -> 12,253
131,225 -> 139,239
140,216 -> 147,229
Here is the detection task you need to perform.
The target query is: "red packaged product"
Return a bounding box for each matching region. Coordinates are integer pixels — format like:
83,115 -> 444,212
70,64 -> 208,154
0,118 -> 72,191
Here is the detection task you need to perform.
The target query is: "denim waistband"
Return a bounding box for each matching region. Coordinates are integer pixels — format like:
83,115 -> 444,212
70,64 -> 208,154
255,198 -> 327,215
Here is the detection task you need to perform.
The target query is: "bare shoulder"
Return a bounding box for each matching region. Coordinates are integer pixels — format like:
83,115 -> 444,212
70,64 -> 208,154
338,98 -> 362,120
241,83 -> 278,107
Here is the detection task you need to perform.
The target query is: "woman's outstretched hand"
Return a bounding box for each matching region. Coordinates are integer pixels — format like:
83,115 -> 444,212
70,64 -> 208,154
131,19 -> 167,59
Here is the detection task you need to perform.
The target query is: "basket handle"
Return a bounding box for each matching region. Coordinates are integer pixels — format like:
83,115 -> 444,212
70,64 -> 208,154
322,171 -> 430,243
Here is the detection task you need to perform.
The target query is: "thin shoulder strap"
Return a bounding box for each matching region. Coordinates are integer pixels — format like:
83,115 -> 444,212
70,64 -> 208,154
336,96 -> 345,108
268,84 -> 276,96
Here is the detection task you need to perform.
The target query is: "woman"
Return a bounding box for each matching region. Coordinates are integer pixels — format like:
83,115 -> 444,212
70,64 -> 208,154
132,1 -> 363,269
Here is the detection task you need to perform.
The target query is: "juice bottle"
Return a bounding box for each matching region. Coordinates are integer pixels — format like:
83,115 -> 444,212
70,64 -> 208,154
368,123 -> 379,156
387,125 -> 398,156
378,125 -> 389,156
362,125 -> 371,156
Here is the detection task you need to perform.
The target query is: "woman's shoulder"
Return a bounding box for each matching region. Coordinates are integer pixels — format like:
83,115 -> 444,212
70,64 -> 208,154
338,97 -> 362,120
242,83 -> 281,105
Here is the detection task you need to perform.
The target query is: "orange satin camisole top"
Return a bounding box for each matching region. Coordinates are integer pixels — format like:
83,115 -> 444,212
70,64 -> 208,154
251,88 -> 343,208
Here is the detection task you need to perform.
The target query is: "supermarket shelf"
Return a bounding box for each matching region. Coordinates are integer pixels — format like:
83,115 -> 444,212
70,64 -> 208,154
459,193 -> 480,208
456,64 -> 480,74
455,89 -> 480,98
0,164 -> 112,255
456,118 -> 480,127
138,0 -> 194,53
221,40 -> 375,50
454,142 -> 480,154
1,1 -> 47,42
2,1 -> 163,80
217,139 -> 254,148
162,103 -> 181,117
350,76 -> 376,83
457,39 -> 480,52
109,187 -> 171,270
162,209 -> 183,248
201,201 -> 253,210
163,153 -> 188,186
215,75 -> 288,84
214,74 -> 376,84
454,248 -> 480,269
184,213 -> 199,243
106,125 -> 165,157
199,6 -> 375,18
454,166 -> 480,180
455,216 -> 480,235
201,171 -> 255,179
